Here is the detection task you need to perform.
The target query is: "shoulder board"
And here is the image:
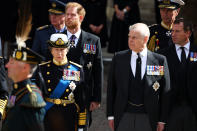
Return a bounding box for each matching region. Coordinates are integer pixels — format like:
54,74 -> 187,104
37,25 -> 49,31
148,24 -> 158,28
39,61 -> 51,66
69,61 -> 82,68
0,56 -> 3,59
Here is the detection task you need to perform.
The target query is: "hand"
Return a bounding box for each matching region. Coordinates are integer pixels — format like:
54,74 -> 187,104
89,102 -> 100,111
89,24 -> 97,32
157,122 -> 165,131
108,120 -> 114,131
94,24 -> 103,34
115,9 -> 124,21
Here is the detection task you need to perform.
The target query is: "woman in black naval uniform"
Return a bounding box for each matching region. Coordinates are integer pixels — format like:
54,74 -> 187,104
38,33 -> 86,131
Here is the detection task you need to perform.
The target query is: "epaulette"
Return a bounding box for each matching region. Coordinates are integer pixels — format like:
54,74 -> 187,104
37,25 -> 49,31
69,61 -> 82,68
39,61 -> 51,66
0,56 -> 3,59
19,85 -> 46,108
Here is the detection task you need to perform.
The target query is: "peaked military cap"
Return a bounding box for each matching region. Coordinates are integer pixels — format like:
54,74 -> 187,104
48,33 -> 70,48
48,0 -> 66,15
11,44 -> 45,64
158,0 -> 185,9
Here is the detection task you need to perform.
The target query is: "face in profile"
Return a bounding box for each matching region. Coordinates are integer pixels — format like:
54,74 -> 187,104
51,47 -> 68,62
65,6 -> 82,29
5,58 -> 26,81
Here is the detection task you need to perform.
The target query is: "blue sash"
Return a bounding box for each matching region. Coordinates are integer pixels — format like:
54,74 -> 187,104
45,79 -> 69,111
45,64 -> 80,111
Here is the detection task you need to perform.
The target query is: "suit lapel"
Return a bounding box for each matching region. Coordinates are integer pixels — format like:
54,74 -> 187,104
122,50 -> 132,95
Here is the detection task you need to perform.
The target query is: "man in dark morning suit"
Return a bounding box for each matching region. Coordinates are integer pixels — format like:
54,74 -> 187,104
107,23 -> 171,131
65,2 -> 103,130
159,18 -> 197,131
148,0 -> 185,52
32,0 -> 67,60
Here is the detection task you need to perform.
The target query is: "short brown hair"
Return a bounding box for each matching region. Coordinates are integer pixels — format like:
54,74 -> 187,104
65,2 -> 86,17
174,17 -> 193,32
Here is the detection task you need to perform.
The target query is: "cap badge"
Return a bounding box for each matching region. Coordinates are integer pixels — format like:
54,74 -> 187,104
15,51 -> 23,60
56,38 -> 64,45
163,0 -> 170,4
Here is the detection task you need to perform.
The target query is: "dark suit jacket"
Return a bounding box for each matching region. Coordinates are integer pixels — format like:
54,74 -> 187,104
160,43 -> 197,117
67,30 -> 103,108
107,49 -> 170,131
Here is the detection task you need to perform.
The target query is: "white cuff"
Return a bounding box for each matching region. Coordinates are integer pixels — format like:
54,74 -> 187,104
108,116 -> 114,120
78,128 -> 83,131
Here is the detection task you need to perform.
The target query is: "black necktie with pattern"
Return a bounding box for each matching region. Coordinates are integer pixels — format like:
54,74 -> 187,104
70,35 -> 76,48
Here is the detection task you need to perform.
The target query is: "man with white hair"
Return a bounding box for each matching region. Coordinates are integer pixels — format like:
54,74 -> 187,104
107,23 -> 171,131
148,0 -> 185,52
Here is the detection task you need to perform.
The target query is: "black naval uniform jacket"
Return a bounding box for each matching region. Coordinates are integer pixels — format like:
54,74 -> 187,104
0,57 -> 9,118
148,22 -> 172,52
2,79 -> 46,131
38,60 -> 87,130
32,25 -> 66,60
159,43 -> 197,119
67,30 -> 103,108
107,49 -> 171,131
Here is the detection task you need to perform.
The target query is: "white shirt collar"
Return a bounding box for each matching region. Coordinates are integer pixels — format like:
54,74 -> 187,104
67,29 -> 81,39
132,47 -> 147,57
175,41 -> 190,51
54,26 -> 66,33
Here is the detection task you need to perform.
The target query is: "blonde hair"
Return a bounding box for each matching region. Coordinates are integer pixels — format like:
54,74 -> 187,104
65,2 -> 86,17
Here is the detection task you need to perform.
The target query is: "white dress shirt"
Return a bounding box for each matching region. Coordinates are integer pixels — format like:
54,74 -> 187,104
67,30 -> 81,47
175,42 -> 190,62
131,48 -> 147,79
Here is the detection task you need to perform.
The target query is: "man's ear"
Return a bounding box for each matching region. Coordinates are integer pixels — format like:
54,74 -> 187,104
79,15 -> 84,22
144,36 -> 149,44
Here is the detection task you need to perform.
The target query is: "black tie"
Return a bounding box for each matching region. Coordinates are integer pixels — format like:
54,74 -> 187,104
70,35 -> 76,48
180,47 -> 187,64
135,53 -> 141,81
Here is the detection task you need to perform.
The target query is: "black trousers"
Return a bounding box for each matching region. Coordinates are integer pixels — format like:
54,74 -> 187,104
117,113 -> 152,131
167,105 -> 197,131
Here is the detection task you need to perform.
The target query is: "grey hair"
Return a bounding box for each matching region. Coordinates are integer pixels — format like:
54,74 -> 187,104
129,23 -> 150,38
